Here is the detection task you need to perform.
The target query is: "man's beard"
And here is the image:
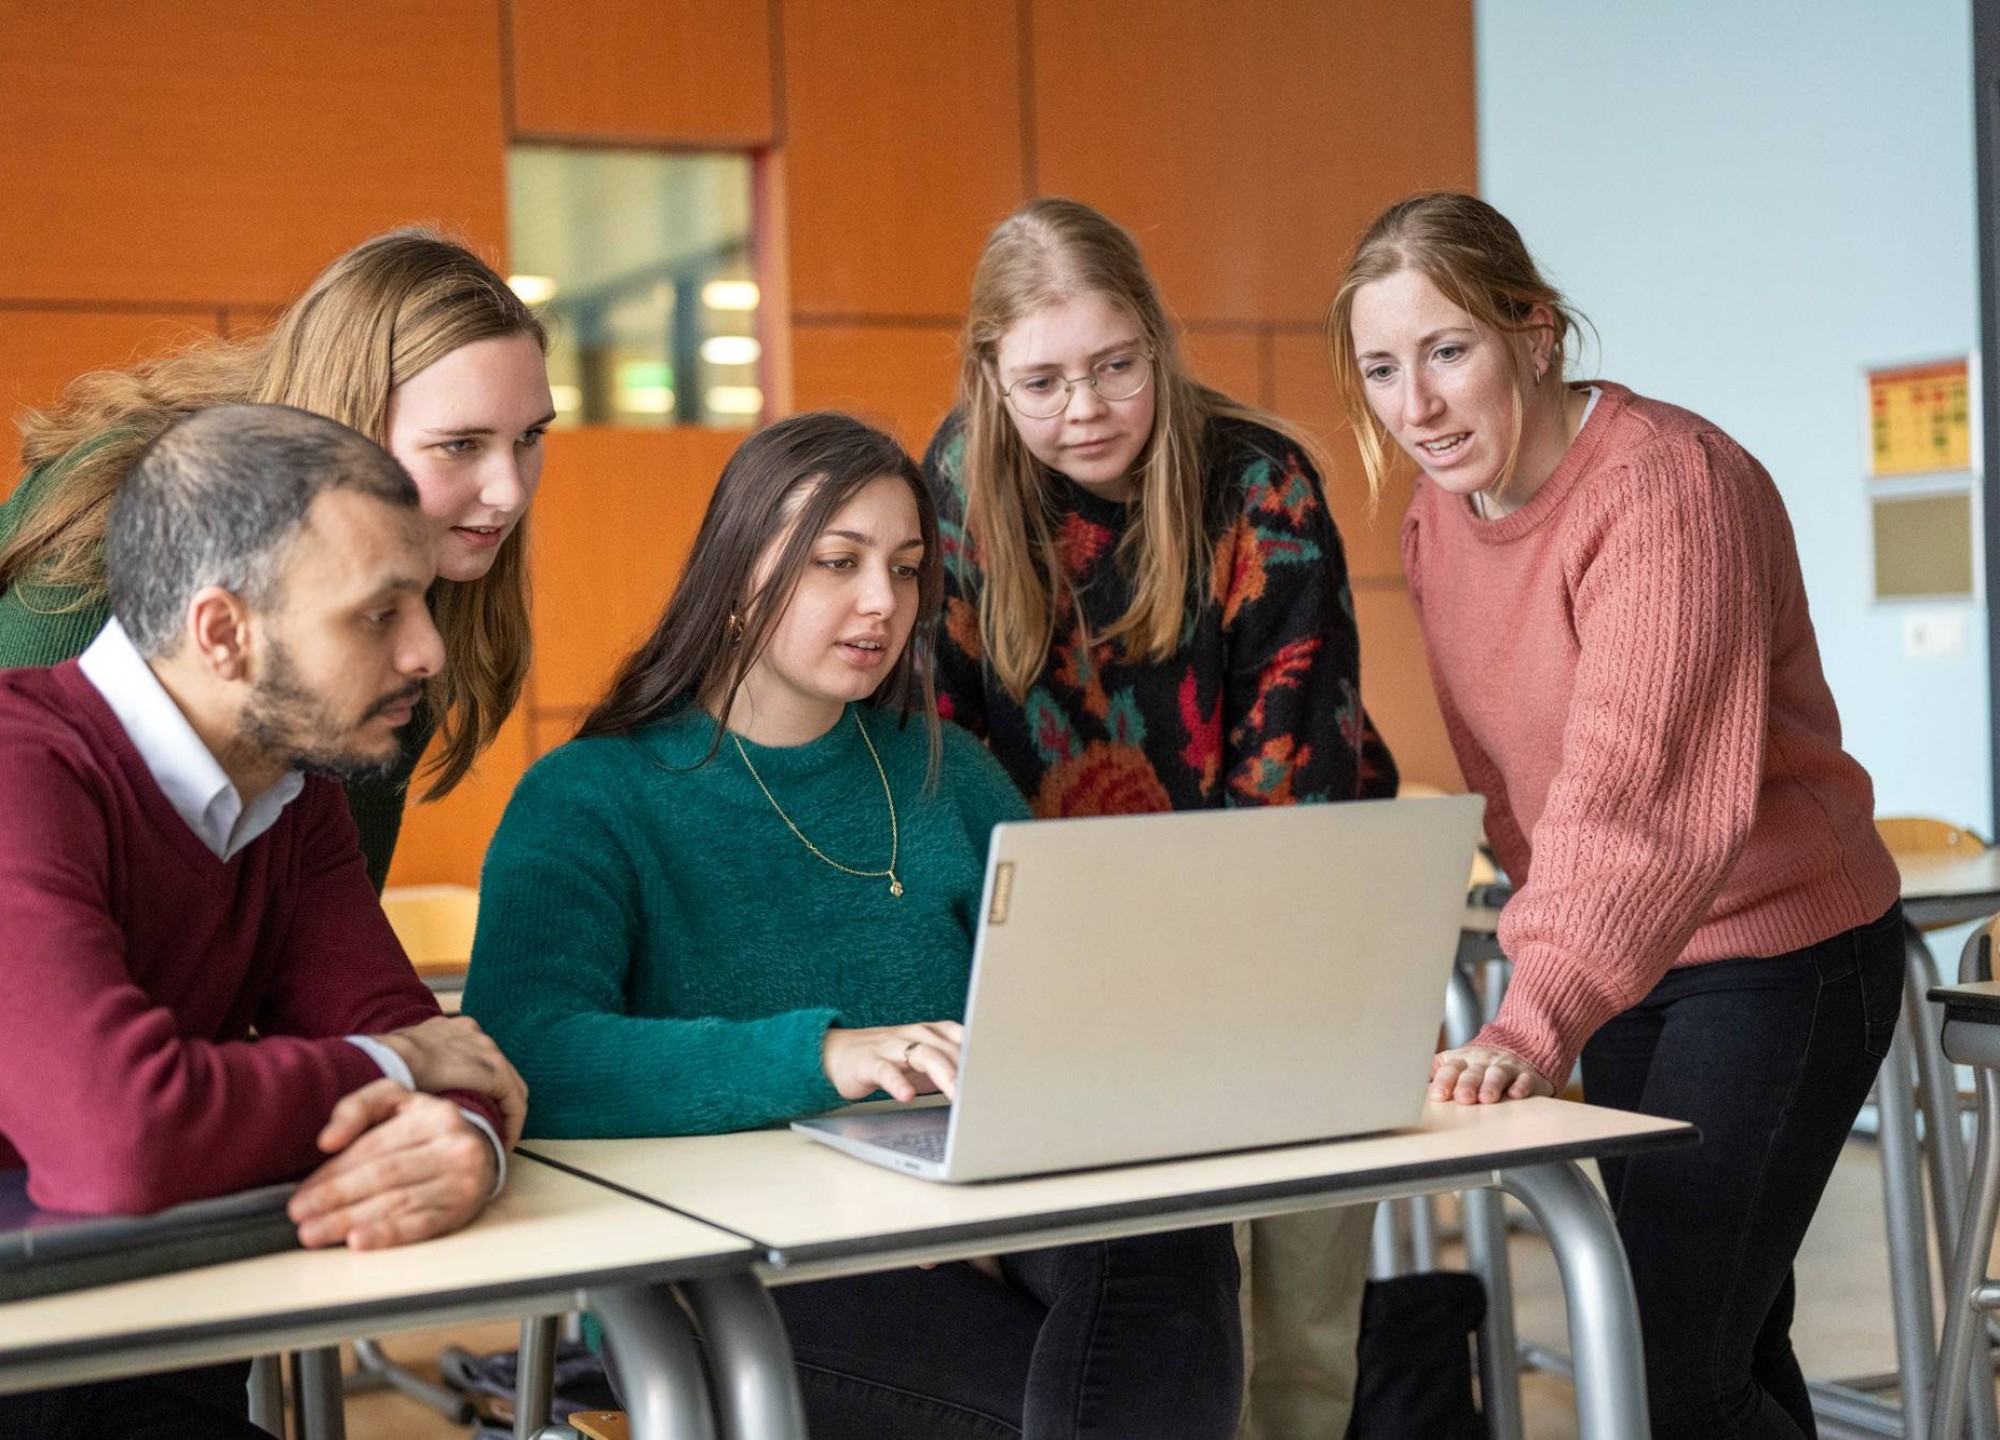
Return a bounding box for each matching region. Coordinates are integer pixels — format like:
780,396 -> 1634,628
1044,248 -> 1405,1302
238,639 -> 420,784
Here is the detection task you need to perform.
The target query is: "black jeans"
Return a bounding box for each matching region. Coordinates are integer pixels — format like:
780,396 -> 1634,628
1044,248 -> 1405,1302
769,1226 -> 1243,1439
1580,902 -> 1904,1440
0,1359 -> 264,1439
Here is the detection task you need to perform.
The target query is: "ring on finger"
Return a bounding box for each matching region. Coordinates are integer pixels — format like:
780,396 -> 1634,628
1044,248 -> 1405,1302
902,1040 -> 919,1064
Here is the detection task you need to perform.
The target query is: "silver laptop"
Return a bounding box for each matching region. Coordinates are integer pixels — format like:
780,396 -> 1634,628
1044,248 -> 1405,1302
793,794 -> 1485,1182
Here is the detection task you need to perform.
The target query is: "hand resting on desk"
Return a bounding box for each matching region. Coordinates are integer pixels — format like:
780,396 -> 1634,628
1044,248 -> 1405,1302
376,1014 -> 529,1147
1429,1044 -> 1554,1105
287,1079 -> 496,1250
822,1020 -> 964,1103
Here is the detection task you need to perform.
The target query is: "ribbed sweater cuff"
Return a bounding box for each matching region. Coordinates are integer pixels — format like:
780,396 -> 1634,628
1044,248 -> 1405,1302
1473,942 -> 1629,1089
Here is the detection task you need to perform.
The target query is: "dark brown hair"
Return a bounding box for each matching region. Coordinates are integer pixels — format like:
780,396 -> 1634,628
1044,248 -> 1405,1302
577,412 -> 943,773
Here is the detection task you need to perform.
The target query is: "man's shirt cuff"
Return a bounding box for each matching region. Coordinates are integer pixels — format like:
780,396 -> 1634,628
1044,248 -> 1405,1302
344,1036 -> 508,1198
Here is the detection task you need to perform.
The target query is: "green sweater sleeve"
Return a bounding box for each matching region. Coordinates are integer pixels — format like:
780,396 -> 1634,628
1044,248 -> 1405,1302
0,462 -> 113,669
462,742 -> 845,1139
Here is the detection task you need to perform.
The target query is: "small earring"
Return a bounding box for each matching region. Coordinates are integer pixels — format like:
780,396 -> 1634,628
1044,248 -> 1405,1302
726,612 -> 744,646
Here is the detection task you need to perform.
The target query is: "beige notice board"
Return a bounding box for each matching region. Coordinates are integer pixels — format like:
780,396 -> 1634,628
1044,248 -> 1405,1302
1874,490 -> 1975,599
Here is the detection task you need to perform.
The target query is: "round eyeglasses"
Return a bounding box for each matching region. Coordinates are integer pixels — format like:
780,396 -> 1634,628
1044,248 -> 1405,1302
1000,350 -> 1154,420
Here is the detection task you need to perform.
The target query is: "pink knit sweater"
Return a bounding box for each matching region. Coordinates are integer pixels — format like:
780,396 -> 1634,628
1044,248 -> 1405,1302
1403,382 -> 1900,1087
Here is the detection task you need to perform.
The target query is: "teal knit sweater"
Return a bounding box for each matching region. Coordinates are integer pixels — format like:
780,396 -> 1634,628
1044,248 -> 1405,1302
462,703 -> 1031,1139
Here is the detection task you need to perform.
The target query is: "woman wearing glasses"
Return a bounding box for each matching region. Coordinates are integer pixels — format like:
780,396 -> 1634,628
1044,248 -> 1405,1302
921,197 -> 1394,1440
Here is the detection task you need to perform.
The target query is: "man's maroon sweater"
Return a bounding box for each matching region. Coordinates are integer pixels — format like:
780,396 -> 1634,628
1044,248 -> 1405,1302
0,661 -> 495,1214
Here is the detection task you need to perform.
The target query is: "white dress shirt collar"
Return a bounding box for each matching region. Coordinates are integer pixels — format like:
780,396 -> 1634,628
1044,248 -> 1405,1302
77,618 -> 305,860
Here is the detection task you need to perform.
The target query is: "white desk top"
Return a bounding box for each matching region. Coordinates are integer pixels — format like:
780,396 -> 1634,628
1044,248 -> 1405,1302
1897,847 -> 2000,905
527,1098 -> 1691,1278
0,1154 -> 751,1393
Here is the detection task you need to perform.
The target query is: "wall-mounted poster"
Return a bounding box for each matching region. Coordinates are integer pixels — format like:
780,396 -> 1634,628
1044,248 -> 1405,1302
1868,358 -> 1973,478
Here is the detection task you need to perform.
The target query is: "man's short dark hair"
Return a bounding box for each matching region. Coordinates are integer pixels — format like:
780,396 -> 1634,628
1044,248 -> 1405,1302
107,404 -> 419,657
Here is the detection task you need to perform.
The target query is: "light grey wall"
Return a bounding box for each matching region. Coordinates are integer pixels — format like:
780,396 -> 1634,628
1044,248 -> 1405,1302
1476,1 -> 1985,828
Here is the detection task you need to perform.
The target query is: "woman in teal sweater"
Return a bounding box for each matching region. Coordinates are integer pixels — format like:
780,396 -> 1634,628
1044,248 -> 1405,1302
465,412 -> 1243,1439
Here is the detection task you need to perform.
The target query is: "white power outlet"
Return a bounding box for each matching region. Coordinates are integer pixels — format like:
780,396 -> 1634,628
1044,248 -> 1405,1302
1903,610 -> 1970,661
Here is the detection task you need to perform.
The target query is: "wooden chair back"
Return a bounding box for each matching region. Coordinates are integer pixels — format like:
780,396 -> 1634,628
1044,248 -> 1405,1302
379,883 -> 479,980
1876,816 -> 1987,857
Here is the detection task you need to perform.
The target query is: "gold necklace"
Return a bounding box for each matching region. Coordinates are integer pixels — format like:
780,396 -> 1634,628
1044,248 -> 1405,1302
731,710 -> 904,897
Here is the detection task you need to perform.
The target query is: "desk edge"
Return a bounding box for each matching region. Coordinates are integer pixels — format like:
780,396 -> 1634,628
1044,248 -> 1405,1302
0,1248 -> 748,1378
684,1124 -> 1697,1271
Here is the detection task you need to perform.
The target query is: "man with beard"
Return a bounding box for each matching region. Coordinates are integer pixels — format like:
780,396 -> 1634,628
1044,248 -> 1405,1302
0,404 -> 526,1439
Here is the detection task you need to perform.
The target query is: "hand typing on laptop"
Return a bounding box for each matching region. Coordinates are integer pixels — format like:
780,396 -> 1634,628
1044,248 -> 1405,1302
822,1021 -> 964,1103
287,1079 -> 497,1250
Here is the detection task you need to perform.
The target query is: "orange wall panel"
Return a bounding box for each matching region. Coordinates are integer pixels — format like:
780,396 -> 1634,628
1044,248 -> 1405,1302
1270,332 -> 1411,582
385,707 -> 533,890
529,427 -> 743,710
0,0 -> 1482,889
1180,330 -> 1266,409
0,1 -> 508,305
1033,0 -> 1477,323
1354,583 -> 1460,792
792,322 -> 962,453
510,0 -> 774,145
0,310 -> 221,478
782,0 -> 1024,317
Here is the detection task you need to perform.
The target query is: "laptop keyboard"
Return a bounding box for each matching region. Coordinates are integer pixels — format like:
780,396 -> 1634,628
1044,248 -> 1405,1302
878,1127 -> 949,1162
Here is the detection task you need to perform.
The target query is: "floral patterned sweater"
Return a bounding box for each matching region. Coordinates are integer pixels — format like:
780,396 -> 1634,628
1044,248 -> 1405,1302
923,412 -> 1397,816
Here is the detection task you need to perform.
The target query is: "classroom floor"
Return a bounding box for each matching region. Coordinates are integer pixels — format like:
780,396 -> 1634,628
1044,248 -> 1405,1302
339,1137 -> 1943,1440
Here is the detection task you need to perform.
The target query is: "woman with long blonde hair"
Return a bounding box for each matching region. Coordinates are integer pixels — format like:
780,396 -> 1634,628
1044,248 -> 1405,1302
922,197 -> 1394,1439
0,228 -> 554,887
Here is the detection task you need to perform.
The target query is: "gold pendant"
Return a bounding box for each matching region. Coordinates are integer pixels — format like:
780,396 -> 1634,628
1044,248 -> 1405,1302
889,876 -> 904,898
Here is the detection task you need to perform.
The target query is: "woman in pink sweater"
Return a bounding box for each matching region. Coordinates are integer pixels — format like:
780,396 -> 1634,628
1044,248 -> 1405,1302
1329,192 -> 1903,1440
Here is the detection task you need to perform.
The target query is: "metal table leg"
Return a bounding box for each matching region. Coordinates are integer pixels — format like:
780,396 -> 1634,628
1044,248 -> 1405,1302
680,1274 -> 808,1440
514,1314 -> 561,1440
1498,1161 -> 1649,1440
1905,927 -> 2000,1439
1462,1181 -> 1525,1440
1880,1006 -> 1940,1435
248,1354 -> 284,1435
1908,928 -> 1977,1259
1448,960 -> 1526,1440
1809,925 -> 1996,1438
1932,1062 -> 2000,1439
1406,1194 -> 1438,1270
291,1347 -> 346,1440
586,1284 -> 719,1440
